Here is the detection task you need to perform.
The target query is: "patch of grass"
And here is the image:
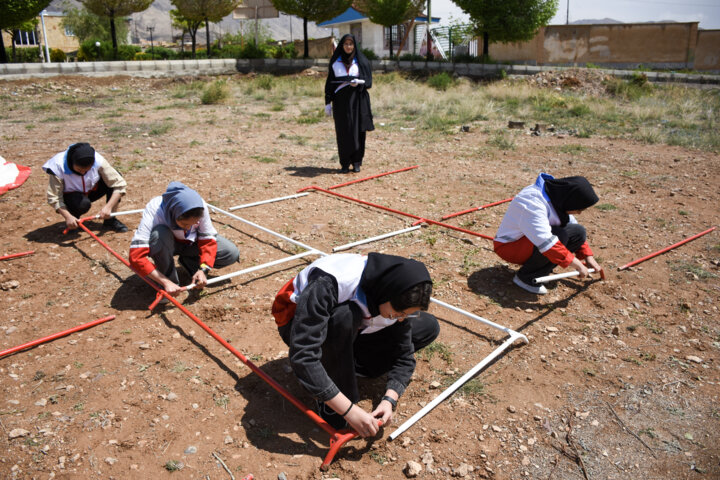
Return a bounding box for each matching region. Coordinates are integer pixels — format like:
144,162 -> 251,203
622,357 -> 643,366
643,319 -> 665,335
164,460 -> 184,471
252,155 -> 277,163
73,402 -> 84,412
115,159 -> 149,174
639,352 -> 656,362
460,379 -> 486,396
170,361 -> 188,373
423,233 -> 437,247
418,342 -> 453,364
270,103 -> 285,111
296,109 -> 323,124
255,74 -> 275,90
427,72 -> 455,91
559,144 -> 588,155
487,132 -> 516,150
278,132 -> 308,145
369,452 -> 388,465
595,203 -> 617,211
149,120 -> 173,136
215,395 -> 229,408
639,427 -> 658,439
621,170 -> 639,177
201,79 -> 230,105
669,261 -> 717,280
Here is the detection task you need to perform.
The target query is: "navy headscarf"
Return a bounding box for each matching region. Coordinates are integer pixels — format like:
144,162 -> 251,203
160,181 -> 204,228
544,176 -> 599,227
66,143 -> 96,174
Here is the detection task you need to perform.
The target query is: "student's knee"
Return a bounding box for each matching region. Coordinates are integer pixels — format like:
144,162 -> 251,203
412,312 -> 440,351
64,193 -> 91,216
216,238 -> 239,267
149,225 -> 175,254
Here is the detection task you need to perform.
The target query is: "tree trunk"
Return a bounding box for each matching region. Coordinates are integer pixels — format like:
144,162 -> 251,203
0,33 -> 7,64
482,31 -> 489,62
11,29 -> 18,62
110,16 -> 118,60
389,26 -> 394,59
303,17 -> 308,58
191,29 -> 197,59
205,18 -> 211,58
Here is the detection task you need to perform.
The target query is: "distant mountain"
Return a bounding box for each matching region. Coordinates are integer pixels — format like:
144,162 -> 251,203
570,18 -> 623,25
48,0 -> 331,44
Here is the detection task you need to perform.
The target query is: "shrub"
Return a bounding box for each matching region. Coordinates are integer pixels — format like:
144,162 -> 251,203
361,48 -> 378,61
201,80 -> 230,105
117,44 -> 141,60
78,39 -> 112,61
238,42 -> 266,59
427,71 -> 454,91
398,53 -> 425,62
50,48 -> 66,62
4,47 -> 41,63
143,46 -> 176,60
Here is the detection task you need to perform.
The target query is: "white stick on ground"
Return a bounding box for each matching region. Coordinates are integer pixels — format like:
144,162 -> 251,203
533,268 -> 596,284
332,226 -> 421,252
183,251 -> 319,290
228,193 -> 309,211
389,331 -> 527,440
93,208 -> 144,218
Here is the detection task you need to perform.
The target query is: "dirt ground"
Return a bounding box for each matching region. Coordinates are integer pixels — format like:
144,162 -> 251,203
0,74 -> 718,480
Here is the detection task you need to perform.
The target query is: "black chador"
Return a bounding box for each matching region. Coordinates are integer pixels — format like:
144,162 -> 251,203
324,34 -> 375,173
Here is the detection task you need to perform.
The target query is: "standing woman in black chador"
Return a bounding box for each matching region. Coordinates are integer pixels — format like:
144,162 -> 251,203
324,34 -> 374,174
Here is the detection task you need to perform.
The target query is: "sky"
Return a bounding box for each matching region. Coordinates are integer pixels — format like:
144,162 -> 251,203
431,0 -> 720,29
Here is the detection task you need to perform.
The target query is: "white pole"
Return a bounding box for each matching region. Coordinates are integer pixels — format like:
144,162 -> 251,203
228,193 -> 309,211
332,226 -> 421,252
430,297 -> 526,339
183,250 -> 319,290
389,332 -> 526,440
91,208 -> 144,219
208,204 -> 327,255
40,10 -> 51,63
533,268 -> 596,284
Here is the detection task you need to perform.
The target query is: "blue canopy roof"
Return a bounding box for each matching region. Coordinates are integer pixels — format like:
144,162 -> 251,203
319,7 -> 440,27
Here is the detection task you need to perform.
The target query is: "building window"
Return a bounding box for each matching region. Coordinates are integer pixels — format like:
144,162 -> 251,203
64,26 -> 75,37
383,24 -> 406,50
13,30 -> 39,46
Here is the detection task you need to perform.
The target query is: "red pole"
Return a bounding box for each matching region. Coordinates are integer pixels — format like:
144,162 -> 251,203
305,185 -> 494,240
441,198 -> 513,220
0,315 -> 115,359
0,250 -> 35,261
297,165 -> 419,193
618,227 -> 716,271
71,218 -> 360,468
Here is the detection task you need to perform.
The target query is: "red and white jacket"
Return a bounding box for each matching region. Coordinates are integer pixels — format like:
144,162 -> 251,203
129,196 -> 217,276
494,173 -> 592,267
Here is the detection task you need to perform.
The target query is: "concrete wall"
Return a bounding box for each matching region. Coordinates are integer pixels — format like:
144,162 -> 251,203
291,37 -> 335,59
695,30 -> 720,71
482,22 -> 718,71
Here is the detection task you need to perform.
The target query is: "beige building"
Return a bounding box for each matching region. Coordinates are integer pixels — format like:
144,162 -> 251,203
480,22 -> 720,72
2,11 -> 79,58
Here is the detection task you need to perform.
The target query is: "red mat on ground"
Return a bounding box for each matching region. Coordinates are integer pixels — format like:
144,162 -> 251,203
0,157 -> 31,195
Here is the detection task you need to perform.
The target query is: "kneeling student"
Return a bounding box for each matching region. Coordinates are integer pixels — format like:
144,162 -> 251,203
129,181 -> 239,297
272,253 -> 440,437
43,142 -> 128,232
493,173 -> 602,294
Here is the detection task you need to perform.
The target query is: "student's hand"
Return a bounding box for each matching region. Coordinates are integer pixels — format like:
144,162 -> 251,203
192,270 -> 208,289
64,216 -> 79,230
571,257 -> 590,278
161,279 -> 183,297
345,405 -> 381,438
585,256 -> 602,274
371,401 -> 394,427
97,205 -> 113,220
350,78 -> 359,87
324,104 -> 332,116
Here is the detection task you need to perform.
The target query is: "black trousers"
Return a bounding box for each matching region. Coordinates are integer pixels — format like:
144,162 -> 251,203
62,178 -> 115,218
517,223 -> 587,283
279,303 -> 439,403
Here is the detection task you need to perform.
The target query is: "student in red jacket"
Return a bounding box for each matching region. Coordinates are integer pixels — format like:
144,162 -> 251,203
494,173 -> 602,294
129,182 -> 239,296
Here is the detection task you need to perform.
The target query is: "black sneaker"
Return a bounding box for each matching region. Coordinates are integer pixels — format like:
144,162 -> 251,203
103,218 -> 129,233
340,167 -> 351,174
352,163 -> 361,173
316,401 -> 347,430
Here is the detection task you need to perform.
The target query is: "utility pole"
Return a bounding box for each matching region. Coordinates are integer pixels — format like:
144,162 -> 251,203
147,26 -> 155,60
426,0 -> 432,61
40,10 -> 51,63
566,0 -> 570,25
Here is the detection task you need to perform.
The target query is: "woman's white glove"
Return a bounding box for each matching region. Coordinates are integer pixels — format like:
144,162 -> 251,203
324,104 -> 332,116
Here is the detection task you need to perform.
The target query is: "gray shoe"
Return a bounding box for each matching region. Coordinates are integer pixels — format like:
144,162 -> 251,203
513,275 -> 547,294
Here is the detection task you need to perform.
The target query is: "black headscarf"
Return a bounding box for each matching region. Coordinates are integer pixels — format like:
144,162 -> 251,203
66,143 -> 95,174
543,176 -> 599,227
359,253 -> 431,317
328,34 -> 372,88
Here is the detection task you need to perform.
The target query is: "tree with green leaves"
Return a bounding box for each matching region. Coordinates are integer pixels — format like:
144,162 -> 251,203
60,0 -> 128,45
171,0 -> 241,59
80,0 -> 152,59
270,0 -> 351,58
170,8 -> 203,58
453,0 -> 558,60
0,0 -> 51,63
354,0 -> 424,58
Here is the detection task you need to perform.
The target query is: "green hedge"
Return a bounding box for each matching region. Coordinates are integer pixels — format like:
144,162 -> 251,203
4,47 -> 41,63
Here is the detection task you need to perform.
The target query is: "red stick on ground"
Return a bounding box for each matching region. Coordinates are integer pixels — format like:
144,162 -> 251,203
0,250 -> 35,261
441,197 -> 513,220
0,315 -> 115,359
70,217 -> 361,470
297,165 -> 419,193
618,227 -> 716,270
